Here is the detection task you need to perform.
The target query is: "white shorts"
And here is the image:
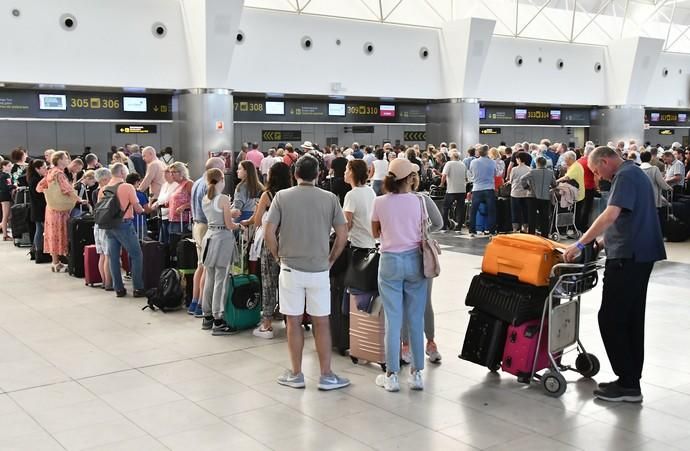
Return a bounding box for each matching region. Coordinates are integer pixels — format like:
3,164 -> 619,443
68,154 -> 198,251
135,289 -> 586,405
278,265 -> 331,317
94,226 -> 109,256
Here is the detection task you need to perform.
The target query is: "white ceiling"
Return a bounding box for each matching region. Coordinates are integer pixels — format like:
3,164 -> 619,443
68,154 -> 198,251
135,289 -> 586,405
244,0 -> 690,53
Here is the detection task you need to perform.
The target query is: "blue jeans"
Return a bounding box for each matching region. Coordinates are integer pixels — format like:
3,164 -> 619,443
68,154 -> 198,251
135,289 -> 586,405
372,180 -> 384,196
168,221 -> 191,235
469,189 -> 496,233
106,221 -> 144,292
378,248 -> 428,373
34,221 -> 44,252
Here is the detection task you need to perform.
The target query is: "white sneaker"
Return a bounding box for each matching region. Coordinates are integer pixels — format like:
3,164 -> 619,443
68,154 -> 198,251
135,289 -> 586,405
401,348 -> 412,365
375,373 -> 400,392
252,326 -> 274,339
409,370 -> 424,390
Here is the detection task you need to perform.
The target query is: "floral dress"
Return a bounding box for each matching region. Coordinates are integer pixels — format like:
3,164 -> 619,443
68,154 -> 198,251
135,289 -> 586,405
37,168 -> 75,255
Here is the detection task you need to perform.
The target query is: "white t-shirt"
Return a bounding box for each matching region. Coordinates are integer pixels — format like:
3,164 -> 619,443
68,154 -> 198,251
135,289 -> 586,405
666,159 -> 685,187
363,153 -> 377,168
441,160 -> 468,194
371,159 -> 389,181
260,155 -> 275,176
343,186 -> 377,248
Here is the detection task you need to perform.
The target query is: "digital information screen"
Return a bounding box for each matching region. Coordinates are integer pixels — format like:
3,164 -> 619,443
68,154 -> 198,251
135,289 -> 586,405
550,110 -> 561,121
265,101 -> 285,115
39,94 -> 67,110
380,105 -> 396,118
328,103 -> 345,116
514,108 -> 527,120
650,113 -> 660,122
479,107 -> 486,120
679,113 -> 687,122
123,97 -> 147,112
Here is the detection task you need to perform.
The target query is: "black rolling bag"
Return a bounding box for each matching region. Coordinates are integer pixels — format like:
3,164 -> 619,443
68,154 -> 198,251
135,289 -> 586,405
67,214 -> 95,277
459,309 -> 509,371
330,271 -> 350,356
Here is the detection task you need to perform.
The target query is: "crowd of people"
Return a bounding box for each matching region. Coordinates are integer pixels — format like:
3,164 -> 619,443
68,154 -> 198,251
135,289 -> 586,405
0,135 -> 678,400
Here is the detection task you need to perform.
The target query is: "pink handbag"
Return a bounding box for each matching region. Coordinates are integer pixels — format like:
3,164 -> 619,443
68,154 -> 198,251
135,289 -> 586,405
418,195 -> 441,278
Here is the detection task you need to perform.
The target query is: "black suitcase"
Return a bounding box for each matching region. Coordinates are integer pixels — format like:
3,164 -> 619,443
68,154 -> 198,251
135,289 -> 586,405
169,229 -> 192,266
329,272 -> 349,356
459,309 -> 509,371
176,238 -> 198,271
465,273 -> 549,325
665,216 -> 689,242
141,239 -> 169,290
496,197 -> 512,233
67,215 -> 96,278
10,203 -> 30,237
672,201 -> 690,223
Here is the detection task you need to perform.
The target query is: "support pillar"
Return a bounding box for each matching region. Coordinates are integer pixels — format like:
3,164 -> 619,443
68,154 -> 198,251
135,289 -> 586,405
590,105 -> 644,147
175,89 -> 234,179
426,98 -> 479,151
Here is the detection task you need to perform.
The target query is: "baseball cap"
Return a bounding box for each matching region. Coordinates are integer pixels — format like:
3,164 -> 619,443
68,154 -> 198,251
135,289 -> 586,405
388,158 -> 419,180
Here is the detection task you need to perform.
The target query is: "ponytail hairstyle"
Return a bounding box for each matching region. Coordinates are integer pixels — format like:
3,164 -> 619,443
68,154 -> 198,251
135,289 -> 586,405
26,159 -> 46,181
206,168 -> 224,200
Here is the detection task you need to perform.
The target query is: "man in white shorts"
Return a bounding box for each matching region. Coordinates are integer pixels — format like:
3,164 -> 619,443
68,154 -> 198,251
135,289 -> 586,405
264,155 -> 350,391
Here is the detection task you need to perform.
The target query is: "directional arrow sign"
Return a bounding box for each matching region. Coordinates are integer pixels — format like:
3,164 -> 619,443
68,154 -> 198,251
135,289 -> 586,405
404,131 -> 426,142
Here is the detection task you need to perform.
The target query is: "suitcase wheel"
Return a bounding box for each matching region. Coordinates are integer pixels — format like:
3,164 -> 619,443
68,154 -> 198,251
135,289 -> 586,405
380,363 -> 387,372
542,370 -> 567,397
351,356 -> 359,365
575,353 -> 600,378
488,362 -> 501,373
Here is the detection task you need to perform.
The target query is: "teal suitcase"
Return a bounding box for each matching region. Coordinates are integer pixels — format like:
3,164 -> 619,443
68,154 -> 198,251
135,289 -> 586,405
224,274 -> 261,330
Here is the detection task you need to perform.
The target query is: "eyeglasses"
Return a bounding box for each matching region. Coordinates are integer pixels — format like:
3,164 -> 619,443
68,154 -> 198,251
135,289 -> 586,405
169,170 -> 180,174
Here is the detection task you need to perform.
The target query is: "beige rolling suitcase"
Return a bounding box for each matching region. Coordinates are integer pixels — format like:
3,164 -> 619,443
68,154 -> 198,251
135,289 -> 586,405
349,294 -> 387,371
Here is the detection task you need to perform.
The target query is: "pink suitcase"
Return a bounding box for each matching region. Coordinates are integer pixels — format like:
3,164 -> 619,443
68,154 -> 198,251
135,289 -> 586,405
349,294 -> 386,371
501,319 -> 551,382
84,245 -> 102,286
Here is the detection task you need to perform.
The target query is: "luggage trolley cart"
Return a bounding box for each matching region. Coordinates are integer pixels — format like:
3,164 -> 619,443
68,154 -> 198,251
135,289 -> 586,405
549,189 -> 581,242
530,261 -> 602,397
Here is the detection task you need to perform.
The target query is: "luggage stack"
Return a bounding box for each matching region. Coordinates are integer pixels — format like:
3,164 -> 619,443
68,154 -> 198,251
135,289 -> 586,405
460,234 -> 565,379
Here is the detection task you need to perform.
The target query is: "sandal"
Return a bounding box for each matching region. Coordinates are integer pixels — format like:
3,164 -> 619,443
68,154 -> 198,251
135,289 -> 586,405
2,235 -> 12,241
51,263 -> 65,273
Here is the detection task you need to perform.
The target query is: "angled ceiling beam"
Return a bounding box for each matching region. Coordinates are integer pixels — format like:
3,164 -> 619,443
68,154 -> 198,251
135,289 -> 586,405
478,0 -> 515,36
424,0 -> 447,22
358,0 -> 381,21
283,0 -> 298,12
379,0 -> 384,21
570,0 -> 577,42
517,0 -> 554,36
383,0 -> 404,21
664,0 -> 676,50
523,0 -> 570,41
620,0 -> 630,39
572,0 -> 614,41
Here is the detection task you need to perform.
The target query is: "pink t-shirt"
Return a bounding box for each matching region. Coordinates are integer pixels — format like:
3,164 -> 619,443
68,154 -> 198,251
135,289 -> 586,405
246,149 -> 264,168
371,192 -> 425,253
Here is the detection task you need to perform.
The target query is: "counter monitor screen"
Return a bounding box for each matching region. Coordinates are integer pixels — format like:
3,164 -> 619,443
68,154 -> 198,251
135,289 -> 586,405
39,94 -> 67,110
650,112 -> 660,122
266,101 -> 285,115
328,103 -> 345,116
515,108 -> 527,120
550,110 -> 561,121
123,97 -> 147,112
679,113 -> 687,122
479,107 -> 486,120
380,105 -> 396,118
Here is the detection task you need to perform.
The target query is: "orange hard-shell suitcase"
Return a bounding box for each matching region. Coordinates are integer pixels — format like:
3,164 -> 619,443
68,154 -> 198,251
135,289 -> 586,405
482,234 -> 565,287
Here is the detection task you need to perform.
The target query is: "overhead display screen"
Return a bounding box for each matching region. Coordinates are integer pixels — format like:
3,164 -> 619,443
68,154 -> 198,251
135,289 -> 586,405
480,106 -> 591,126
514,109 -> 528,120
39,94 -> 67,110
265,101 -> 285,115
479,107 -> 486,120
233,98 -> 424,123
380,105 -> 396,118
123,97 -> 147,112
650,112 -> 660,122
0,90 -> 172,119
328,103 -> 345,116
550,110 -> 561,121
679,113 -> 687,122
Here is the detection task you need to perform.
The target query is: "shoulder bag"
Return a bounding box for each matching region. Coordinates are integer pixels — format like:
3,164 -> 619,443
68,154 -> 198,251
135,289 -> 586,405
45,177 -> 77,212
418,194 -> 441,278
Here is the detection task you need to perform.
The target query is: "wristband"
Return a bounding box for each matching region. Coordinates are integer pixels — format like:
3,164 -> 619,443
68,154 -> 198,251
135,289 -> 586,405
575,241 -> 585,251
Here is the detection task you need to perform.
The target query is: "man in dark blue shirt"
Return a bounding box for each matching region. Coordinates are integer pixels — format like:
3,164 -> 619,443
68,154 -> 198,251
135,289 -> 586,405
565,146 -> 665,403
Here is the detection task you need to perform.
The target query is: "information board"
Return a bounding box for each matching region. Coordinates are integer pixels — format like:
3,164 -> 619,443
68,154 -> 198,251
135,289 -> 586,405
0,89 -> 172,120
481,106 -> 591,126
645,110 -> 690,127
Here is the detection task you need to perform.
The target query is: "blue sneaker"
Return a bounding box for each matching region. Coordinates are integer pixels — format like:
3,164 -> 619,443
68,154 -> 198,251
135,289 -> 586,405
187,301 -> 198,315
194,304 -> 204,318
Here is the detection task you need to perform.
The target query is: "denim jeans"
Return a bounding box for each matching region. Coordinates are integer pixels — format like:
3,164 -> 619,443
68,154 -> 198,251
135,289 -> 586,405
159,219 -> 170,244
372,180 -> 384,196
469,189 -> 496,233
378,248 -> 428,373
34,221 -> 44,252
106,220 -> 144,292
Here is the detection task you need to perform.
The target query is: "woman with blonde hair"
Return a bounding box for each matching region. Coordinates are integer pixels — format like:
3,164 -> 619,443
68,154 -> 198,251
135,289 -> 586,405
199,168 -> 243,335
37,151 -> 86,272
489,147 -> 506,189
163,162 -> 193,234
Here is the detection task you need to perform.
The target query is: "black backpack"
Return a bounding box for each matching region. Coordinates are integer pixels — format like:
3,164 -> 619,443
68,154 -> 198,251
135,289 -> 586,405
142,268 -> 184,312
94,183 -> 128,229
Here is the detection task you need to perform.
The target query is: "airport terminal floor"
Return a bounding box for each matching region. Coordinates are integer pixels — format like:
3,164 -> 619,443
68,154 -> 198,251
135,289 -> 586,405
1,235 -> 690,451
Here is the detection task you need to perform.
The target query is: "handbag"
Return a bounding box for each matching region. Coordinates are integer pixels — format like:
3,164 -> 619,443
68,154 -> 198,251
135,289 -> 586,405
45,177 -> 77,212
418,194 -> 441,278
344,247 -> 380,291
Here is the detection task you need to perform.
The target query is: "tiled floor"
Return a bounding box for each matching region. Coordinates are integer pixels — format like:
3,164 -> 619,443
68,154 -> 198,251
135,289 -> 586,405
2,237 -> 690,450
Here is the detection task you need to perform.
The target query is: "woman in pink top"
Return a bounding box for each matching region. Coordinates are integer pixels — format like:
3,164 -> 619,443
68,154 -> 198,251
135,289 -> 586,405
371,158 -> 442,393
166,162 -> 192,234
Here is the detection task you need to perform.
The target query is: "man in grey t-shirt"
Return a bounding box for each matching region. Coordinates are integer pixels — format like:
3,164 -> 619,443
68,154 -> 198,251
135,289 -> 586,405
265,155 -> 350,391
